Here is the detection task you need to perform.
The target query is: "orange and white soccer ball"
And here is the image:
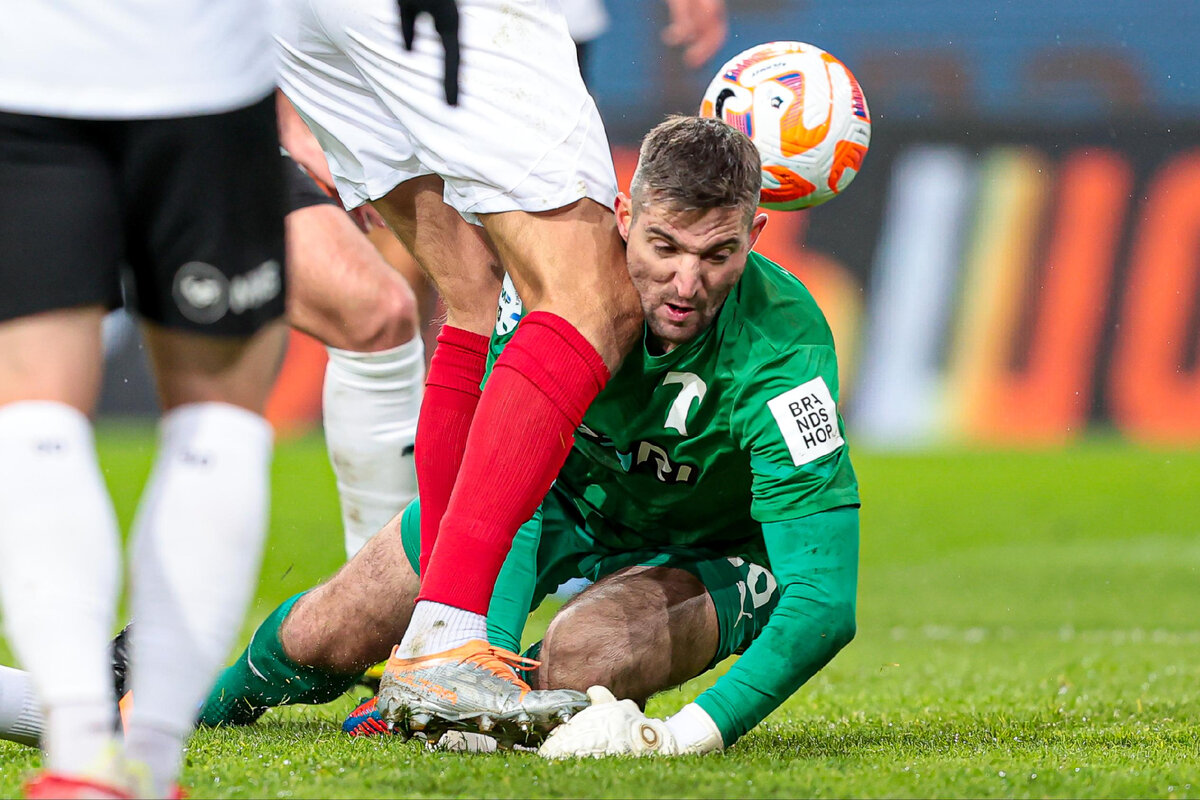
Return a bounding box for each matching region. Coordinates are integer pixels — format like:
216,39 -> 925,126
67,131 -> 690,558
700,41 -> 871,211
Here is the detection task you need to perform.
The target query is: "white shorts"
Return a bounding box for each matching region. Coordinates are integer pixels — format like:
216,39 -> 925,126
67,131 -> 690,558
273,0 -> 618,221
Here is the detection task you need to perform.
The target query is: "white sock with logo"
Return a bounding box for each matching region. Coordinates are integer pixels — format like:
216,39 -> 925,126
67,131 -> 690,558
124,403 -> 273,795
0,402 -> 120,773
322,339 -> 424,559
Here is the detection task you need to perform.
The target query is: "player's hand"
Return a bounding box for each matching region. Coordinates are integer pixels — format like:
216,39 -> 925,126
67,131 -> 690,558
398,0 -> 460,105
539,686 -> 721,758
661,0 -> 727,68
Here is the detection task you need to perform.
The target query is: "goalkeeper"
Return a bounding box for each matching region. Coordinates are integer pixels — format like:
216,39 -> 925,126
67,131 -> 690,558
195,115 -> 859,756
0,115 -> 858,757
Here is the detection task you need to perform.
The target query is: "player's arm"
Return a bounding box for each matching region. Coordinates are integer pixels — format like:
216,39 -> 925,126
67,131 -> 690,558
687,506 -> 858,748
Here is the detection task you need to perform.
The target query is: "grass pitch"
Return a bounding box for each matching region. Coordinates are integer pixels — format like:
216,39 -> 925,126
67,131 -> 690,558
1,426 -> 1198,798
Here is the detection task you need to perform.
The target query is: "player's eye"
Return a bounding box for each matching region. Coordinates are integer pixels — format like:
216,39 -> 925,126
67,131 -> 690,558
653,243 -> 676,256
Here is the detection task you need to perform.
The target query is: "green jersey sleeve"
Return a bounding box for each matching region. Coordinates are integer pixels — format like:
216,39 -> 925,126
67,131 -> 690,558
730,342 -> 860,522
694,506 -> 859,746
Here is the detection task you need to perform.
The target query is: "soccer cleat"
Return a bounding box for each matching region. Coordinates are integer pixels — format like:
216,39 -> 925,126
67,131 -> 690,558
23,773 -> 133,800
22,745 -> 187,799
342,697 -> 395,737
375,640 -> 588,745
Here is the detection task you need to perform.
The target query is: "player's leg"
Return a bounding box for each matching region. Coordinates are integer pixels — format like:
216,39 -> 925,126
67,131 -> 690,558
535,566 -> 719,703
117,95 -> 288,796
407,196 -> 639,610
0,665 -> 41,747
275,0 -> 629,724
282,170 -> 425,558
368,175 -> 500,577
366,224 -> 442,361
532,555 -> 780,706
198,507 -> 421,728
0,111 -> 127,786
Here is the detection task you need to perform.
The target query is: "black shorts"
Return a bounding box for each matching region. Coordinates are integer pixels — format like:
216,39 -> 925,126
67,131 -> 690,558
0,96 -> 286,336
282,152 -> 341,215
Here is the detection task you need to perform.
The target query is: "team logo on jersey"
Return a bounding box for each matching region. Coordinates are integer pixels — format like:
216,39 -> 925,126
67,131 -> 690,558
661,372 -> 707,435
495,274 -> 524,335
767,377 -> 844,465
173,261 -> 229,324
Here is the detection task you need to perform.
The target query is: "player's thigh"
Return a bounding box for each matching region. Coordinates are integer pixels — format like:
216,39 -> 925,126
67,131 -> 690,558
373,175 -> 502,336
116,96 -> 288,412
0,111 -> 125,411
479,200 -> 640,368
284,199 -> 417,352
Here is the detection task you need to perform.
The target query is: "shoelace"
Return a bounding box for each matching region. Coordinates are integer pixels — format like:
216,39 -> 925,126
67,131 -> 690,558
456,646 -> 541,691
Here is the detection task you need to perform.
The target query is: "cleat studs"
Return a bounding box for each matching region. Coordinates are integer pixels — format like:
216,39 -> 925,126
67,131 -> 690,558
555,710 -> 573,724
515,711 -> 532,733
477,714 -> 495,732
409,712 -> 432,731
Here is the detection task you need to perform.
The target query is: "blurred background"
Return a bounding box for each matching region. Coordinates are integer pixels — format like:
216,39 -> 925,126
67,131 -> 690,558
98,0 -> 1200,450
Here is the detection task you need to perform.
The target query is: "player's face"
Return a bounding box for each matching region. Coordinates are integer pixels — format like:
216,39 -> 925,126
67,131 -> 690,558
616,193 -> 768,352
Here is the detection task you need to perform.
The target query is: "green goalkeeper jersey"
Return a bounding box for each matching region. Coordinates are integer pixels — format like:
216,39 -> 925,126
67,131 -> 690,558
490,250 -> 859,562
490,251 -> 860,746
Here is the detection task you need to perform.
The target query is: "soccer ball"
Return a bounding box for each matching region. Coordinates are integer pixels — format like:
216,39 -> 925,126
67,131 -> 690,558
700,41 -> 871,211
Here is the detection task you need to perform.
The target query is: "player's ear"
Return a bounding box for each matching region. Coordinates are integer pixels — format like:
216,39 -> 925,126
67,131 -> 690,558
614,192 -> 634,242
747,212 -> 769,250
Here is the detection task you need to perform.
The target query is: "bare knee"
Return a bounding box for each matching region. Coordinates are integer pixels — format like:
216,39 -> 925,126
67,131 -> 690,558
535,566 -> 718,705
537,599 -> 645,702
331,273 -> 418,352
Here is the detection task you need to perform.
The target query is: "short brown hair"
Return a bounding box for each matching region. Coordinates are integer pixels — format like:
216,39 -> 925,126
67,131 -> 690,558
629,115 -> 761,221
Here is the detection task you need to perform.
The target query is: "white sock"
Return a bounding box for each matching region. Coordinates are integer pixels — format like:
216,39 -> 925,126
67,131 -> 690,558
0,402 -> 120,772
397,601 -> 489,658
125,403 -> 273,795
0,665 -> 44,747
322,339 -> 424,558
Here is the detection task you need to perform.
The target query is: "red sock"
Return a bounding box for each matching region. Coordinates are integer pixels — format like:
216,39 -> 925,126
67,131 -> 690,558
418,312 -> 610,614
414,325 -> 490,576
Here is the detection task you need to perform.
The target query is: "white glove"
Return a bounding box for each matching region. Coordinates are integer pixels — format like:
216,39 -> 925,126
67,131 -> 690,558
538,686 -> 723,759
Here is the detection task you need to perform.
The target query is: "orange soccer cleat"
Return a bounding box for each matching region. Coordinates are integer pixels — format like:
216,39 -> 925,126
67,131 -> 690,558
374,639 -> 587,746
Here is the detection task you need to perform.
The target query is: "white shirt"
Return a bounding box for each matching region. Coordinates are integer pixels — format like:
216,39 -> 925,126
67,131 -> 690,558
0,0 -> 276,119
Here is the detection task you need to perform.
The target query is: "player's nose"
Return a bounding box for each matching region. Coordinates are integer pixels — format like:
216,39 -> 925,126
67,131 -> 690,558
672,261 -> 703,299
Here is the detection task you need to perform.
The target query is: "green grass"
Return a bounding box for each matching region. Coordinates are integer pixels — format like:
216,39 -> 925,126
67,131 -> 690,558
2,427 -> 1198,798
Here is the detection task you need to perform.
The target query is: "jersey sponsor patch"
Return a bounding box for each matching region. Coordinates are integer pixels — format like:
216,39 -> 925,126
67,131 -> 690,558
767,377 -> 844,465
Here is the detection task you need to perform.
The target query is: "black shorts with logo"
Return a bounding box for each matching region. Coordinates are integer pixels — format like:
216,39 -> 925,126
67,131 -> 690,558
0,95 -> 286,336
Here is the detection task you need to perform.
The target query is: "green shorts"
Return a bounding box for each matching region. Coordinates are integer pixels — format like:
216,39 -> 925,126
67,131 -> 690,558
399,486 -> 780,671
